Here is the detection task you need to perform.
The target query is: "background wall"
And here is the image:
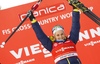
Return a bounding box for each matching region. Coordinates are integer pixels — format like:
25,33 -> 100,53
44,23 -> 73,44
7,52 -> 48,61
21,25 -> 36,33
0,0 -> 100,64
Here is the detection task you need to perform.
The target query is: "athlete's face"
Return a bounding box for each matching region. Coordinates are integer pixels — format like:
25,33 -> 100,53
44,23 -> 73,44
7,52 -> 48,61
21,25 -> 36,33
54,30 -> 65,40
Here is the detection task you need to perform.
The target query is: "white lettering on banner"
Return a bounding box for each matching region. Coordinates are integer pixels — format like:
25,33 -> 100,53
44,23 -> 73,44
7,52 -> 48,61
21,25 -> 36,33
90,27 -> 100,38
35,4 -> 65,16
12,24 -> 31,32
49,6 -> 58,12
1,6 -> 94,36
38,16 -> 59,25
1,6 -> 94,35
41,45 -> 52,58
48,6 -> 57,13
10,44 -> 52,59
2,29 -> 11,35
10,48 -> 23,59
24,47 -> 30,56
20,3 -> 65,20
79,30 -> 90,41
60,12 -> 72,19
84,40 -> 100,46
15,58 -> 35,64
20,14 -> 27,21
43,48 -> 52,58
59,6 -> 93,20
79,27 -> 100,41
2,23 -> 31,35
30,44 -> 42,54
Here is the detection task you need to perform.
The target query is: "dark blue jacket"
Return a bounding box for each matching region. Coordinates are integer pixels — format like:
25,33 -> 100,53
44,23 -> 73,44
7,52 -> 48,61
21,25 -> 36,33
31,11 -> 81,64
31,11 -> 80,52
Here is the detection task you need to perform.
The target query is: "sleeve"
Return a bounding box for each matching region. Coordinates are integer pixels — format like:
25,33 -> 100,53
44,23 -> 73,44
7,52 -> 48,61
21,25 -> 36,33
69,11 -> 80,44
31,22 -> 53,52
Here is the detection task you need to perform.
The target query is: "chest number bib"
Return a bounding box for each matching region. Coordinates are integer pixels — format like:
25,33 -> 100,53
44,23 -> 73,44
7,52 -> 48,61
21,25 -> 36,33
52,39 -> 78,63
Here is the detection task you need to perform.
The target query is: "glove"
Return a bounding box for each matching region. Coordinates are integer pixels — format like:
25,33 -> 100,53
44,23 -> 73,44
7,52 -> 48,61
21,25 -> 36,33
68,0 -> 79,9
68,0 -> 80,12
28,11 -> 36,23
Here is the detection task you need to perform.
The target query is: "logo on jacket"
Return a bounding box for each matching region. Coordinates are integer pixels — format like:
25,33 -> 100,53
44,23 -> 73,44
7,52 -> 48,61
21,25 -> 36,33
54,43 -> 58,47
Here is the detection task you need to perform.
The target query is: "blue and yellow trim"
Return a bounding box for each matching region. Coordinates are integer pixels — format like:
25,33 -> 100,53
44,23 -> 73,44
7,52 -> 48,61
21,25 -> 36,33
73,9 -> 79,12
67,58 -> 70,64
66,58 -> 81,64
77,59 -> 81,64
31,19 -> 36,23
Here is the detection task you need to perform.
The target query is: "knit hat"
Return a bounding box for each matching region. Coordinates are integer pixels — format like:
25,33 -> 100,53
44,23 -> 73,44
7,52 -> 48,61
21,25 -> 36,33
52,25 -> 64,35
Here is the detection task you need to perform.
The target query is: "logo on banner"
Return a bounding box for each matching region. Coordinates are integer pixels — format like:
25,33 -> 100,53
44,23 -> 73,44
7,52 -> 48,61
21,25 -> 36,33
79,26 -> 100,46
9,44 -> 52,64
18,2 -> 66,21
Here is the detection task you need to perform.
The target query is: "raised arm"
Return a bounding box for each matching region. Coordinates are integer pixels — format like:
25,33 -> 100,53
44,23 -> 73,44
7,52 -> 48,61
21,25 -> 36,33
29,11 -> 53,52
68,0 -> 81,44
69,11 -> 80,44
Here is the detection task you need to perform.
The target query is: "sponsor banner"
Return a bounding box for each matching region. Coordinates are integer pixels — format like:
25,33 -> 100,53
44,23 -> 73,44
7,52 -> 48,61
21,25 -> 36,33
19,2 -> 66,21
0,0 -> 100,64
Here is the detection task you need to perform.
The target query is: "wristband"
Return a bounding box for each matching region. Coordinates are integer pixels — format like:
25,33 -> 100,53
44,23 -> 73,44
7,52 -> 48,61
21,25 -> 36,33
31,19 -> 37,23
73,9 -> 79,12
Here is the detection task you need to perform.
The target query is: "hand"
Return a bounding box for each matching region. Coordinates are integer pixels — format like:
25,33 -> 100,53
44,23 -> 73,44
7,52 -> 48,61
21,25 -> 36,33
68,0 -> 79,9
27,11 -> 35,21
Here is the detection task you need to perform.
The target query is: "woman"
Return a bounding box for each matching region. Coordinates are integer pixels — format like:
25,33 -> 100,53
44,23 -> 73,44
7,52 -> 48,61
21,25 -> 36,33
29,1 -> 81,64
